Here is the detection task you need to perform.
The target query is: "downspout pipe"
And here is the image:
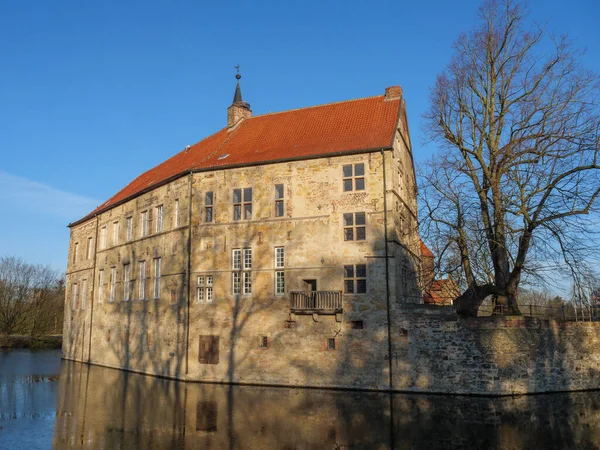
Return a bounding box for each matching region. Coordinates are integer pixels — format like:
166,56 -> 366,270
382,149 -> 393,391
87,214 -> 99,363
185,171 -> 193,375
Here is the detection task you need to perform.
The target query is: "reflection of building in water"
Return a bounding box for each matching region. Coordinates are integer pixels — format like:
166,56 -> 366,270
52,361 -> 600,449
63,78 -> 423,390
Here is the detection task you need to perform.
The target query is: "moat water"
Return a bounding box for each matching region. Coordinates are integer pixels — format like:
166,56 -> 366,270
1,349 -> 600,449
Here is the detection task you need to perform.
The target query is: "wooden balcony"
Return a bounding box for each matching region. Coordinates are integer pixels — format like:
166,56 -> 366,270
290,291 -> 343,315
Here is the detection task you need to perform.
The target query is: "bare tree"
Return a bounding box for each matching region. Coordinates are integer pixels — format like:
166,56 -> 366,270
421,0 -> 600,316
0,256 -> 63,335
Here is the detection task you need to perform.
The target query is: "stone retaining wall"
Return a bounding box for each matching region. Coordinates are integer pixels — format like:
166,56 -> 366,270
394,305 -> 600,394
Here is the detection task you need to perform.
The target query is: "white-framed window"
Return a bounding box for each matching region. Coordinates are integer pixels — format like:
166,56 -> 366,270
126,217 -> 133,242
233,188 -> 252,220
73,242 -> 79,264
344,264 -> 367,294
205,192 -> 214,223
72,283 -> 78,311
81,279 -> 87,310
123,263 -> 131,301
275,184 -> 285,217
275,247 -> 285,268
156,205 -> 164,233
343,212 -> 366,241
153,257 -> 161,299
243,272 -> 252,294
174,199 -> 180,228
98,270 -> 104,304
197,275 -> 214,303
342,163 -> 365,192
109,267 -> 116,302
275,247 -> 285,295
113,221 -> 119,246
276,271 -> 285,296
232,272 -> 241,295
243,248 -> 252,270
232,248 -> 251,294
100,226 -> 107,250
141,211 -> 149,238
139,260 -> 146,300
87,237 -> 93,259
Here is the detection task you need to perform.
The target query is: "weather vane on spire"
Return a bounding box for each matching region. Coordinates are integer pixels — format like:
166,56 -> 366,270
234,64 -> 241,80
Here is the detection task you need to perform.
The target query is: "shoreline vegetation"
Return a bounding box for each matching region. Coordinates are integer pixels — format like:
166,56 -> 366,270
0,334 -> 62,349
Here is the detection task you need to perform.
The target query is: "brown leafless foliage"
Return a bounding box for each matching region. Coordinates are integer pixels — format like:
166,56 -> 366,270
0,256 -> 64,336
420,0 -> 600,316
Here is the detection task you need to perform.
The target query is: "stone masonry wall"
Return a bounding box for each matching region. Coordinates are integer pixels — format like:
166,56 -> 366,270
394,304 -> 600,394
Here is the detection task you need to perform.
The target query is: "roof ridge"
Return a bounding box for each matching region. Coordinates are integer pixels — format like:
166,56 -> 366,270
249,94 -> 387,119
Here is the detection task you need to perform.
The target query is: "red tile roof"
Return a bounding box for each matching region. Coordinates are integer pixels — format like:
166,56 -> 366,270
420,240 -> 434,258
72,93 -> 402,225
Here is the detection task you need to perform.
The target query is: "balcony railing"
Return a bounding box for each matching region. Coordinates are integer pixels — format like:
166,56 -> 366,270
290,291 -> 342,315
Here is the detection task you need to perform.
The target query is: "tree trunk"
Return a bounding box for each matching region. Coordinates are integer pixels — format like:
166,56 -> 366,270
454,285 -> 496,317
492,293 -> 521,315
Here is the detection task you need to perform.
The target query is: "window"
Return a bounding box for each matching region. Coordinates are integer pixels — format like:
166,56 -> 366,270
243,248 -> 252,270
243,272 -> 252,295
275,184 -> 285,217
73,243 -> 78,264
174,199 -> 180,227
98,270 -> 104,304
153,257 -> 161,299
156,205 -> 164,233
343,212 -> 366,241
197,275 -> 214,303
126,217 -> 133,242
139,261 -> 146,300
123,263 -> 131,301
233,188 -> 252,220
344,264 -> 367,294
342,163 -> 365,192
327,338 -> 336,350
81,279 -> 87,310
72,283 -> 78,310
113,221 -> 119,246
100,226 -> 107,250
205,192 -> 214,223
351,320 -> 364,329
258,336 -> 268,348
141,211 -> 149,237
275,272 -> 285,296
87,238 -> 93,259
275,247 -> 285,268
232,248 -> 251,294
275,247 -> 285,295
109,267 -> 116,302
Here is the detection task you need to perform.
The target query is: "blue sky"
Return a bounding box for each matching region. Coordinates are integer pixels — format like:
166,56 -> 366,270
1,0 -> 599,275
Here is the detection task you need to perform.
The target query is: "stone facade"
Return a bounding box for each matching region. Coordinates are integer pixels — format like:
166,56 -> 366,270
63,87 -> 423,390
395,304 -> 600,394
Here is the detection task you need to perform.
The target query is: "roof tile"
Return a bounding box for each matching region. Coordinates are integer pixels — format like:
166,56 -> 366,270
74,93 -> 401,224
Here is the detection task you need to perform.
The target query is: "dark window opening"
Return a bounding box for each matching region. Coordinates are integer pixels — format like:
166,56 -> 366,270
327,338 -> 336,350
259,335 -> 268,348
344,264 -> 367,294
342,163 -> 365,192
343,212 -> 366,241
205,192 -> 213,223
351,320 -> 364,329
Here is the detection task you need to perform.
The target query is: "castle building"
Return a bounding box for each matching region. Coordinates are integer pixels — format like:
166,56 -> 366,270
63,78 -> 422,391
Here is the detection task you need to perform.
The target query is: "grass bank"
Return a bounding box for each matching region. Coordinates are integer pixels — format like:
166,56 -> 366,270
0,335 -> 62,349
